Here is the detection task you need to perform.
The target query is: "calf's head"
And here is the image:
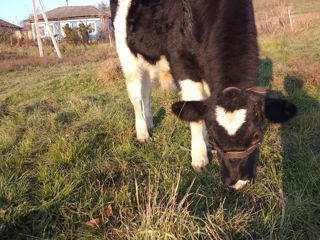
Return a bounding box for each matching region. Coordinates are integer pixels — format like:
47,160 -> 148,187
172,87 -> 297,191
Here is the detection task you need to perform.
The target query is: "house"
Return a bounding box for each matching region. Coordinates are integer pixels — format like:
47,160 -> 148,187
25,6 -> 110,41
0,19 -> 23,38
0,19 -> 22,32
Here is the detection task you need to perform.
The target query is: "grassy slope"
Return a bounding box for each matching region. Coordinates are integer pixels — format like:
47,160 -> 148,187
1,7 -> 320,240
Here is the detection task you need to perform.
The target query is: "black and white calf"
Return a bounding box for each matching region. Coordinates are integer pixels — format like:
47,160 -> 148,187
110,0 -> 297,191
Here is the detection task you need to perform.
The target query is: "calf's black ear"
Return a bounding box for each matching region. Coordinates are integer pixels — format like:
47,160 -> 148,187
171,101 -> 207,122
265,98 -> 297,123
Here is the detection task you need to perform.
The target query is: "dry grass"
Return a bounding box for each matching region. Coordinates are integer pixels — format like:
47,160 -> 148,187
255,0 -> 293,35
288,58 -> 320,86
93,57 -> 123,87
270,58 -> 320,89
254,0 -> 320,35
0,43 -> 116,72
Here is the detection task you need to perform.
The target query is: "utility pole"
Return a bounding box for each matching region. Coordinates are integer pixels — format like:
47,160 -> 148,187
32,0 -> 43,57
37,0 -> 62,58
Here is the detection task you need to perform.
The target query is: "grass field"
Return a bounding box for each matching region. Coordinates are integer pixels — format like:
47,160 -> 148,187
1,2 -> 320,240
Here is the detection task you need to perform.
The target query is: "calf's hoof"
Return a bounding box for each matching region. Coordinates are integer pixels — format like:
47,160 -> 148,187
137,136 -> 150,143
136,129 -> 151,142
191,153 -> 209,173
192,165 -> 207,173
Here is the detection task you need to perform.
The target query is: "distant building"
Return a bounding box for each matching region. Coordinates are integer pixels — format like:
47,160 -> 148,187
0,19 -> 22,32
25,6 -> 111,41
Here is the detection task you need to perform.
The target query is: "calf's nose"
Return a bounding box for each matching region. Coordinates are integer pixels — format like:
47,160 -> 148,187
229,180 -> 250,193
223,178 -> 250,192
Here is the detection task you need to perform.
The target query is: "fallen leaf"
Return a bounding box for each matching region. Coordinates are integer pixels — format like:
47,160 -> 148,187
105,205 -> 113,216
252,195 -> 256,203
86,218 -> 100,227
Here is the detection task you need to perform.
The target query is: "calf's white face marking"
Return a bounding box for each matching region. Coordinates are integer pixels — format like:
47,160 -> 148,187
215,106 -> 247,136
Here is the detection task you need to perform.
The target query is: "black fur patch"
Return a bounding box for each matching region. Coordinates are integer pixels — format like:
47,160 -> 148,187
171,101 -> 207,122
215,87 -> 249,112
110,0 -> 118,23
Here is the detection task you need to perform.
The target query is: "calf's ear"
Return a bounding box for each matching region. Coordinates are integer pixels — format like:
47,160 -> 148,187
265,98 -> 297,123
171,101 -> 207,122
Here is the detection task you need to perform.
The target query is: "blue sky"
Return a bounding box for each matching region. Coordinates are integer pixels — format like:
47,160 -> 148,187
1,0 -> 109,26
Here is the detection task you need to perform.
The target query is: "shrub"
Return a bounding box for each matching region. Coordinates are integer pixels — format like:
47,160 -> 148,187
0,31 -> 17,45
62,23 -> 91,47
63,24 -> 81,45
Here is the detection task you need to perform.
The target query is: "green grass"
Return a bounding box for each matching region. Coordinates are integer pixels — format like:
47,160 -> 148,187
0,47 -> 319,239
1,7 -> 320,240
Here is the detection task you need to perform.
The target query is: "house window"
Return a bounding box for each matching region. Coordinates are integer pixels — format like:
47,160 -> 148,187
61,22 -> 70,37
48,24 -> 55,36
39,25 -> 45,37
87,21 -> 96,35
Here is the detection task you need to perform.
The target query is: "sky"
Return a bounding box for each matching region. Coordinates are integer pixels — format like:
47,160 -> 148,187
1,0 -> 109,26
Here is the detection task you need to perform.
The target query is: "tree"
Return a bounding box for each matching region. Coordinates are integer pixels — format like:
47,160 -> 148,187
98,2 -> 111,42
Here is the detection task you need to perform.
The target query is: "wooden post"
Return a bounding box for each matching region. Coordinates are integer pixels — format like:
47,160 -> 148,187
288,8 -> 293,31
32,0 -> 43,57
37,0 -> 62,58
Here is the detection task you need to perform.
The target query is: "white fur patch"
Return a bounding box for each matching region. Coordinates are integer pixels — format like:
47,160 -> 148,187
180,79 -> 210,101
139,55 -> 171,73
231,180 -> 249,191
215,106 -> 247,136
113,0 -> 138,74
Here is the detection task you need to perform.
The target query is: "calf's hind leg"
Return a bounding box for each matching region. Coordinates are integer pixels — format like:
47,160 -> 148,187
125,69 -> 153,142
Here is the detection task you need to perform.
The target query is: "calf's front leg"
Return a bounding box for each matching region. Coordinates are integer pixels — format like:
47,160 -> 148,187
190,121 -> 209,172
180,80 -> 209,172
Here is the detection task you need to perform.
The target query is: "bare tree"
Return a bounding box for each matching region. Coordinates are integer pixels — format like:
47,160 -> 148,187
98,2 -> 111,42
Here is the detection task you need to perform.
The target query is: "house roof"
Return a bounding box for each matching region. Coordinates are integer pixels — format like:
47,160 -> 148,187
0,19 -> 22,30
26,6 -> 102,22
